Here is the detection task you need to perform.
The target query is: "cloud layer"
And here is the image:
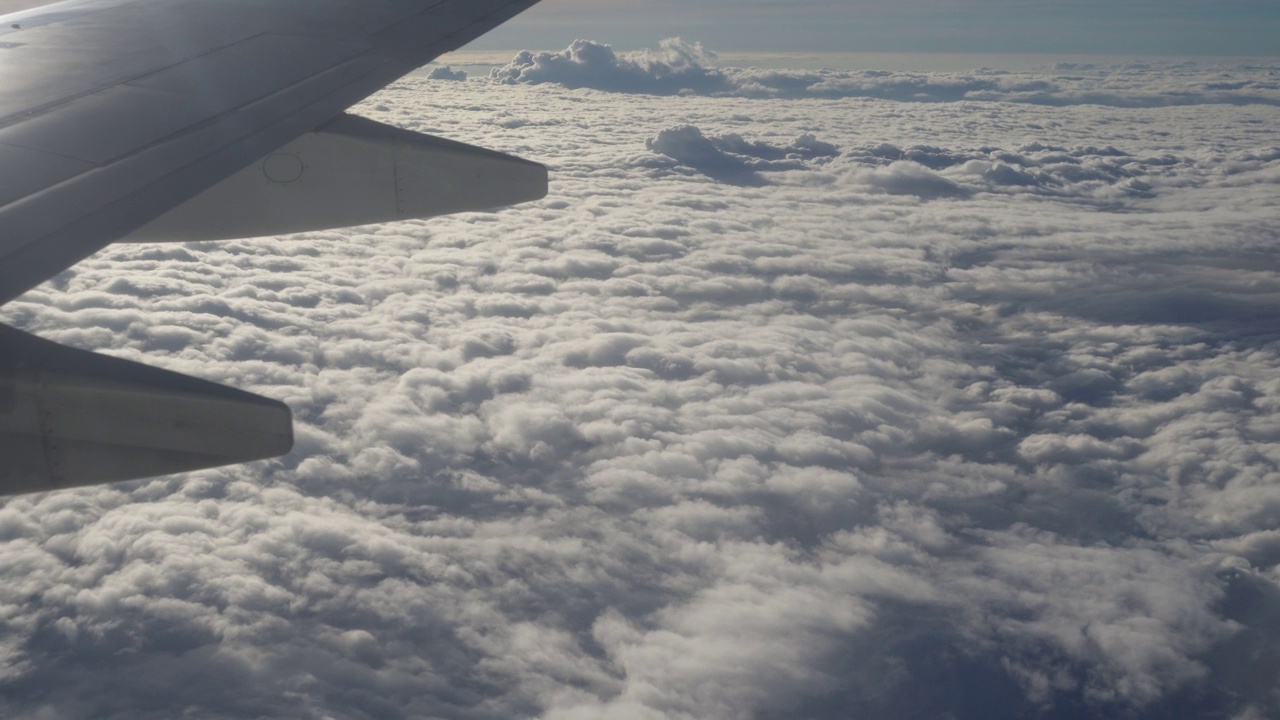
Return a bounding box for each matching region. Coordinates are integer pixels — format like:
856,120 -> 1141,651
1,48 -> 1279,719
493,39 -> 1280,107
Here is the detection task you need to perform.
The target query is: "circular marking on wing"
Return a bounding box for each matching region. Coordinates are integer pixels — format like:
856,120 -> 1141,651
263,153 -> 304,184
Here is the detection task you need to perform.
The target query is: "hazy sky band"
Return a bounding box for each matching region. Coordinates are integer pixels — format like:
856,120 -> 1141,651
477,0 -> 1280,55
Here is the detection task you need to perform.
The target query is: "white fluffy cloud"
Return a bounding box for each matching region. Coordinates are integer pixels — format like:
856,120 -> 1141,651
1,44 -> 1278,719
491,39 -> 732,95
493,39 -> 1280,108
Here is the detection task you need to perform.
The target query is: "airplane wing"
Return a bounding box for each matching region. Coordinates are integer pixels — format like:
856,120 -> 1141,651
0,0 -> 549,495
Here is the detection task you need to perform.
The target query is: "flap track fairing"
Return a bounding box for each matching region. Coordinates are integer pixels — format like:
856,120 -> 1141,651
0,325 -> 293,494
124,114 -> 549,242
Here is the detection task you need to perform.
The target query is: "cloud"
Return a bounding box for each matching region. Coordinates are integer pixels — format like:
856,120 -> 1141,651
426,65 -> 468,82
843,161 -> 973,199
491,39 -> 732,95
642,129 -> 1186,202
643,125 -> 837,185
492,40 -> 1280,108
1,48 -> 1279,720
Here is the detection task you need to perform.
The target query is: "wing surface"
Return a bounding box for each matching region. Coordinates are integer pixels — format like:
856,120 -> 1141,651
0,0 -> 543,304
0,0 -> 547,494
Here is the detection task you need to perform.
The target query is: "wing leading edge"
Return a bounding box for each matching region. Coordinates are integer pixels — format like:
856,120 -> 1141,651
0,0 -> 548,494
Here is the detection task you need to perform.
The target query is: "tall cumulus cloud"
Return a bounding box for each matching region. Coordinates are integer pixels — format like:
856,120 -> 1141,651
0,42 -> 1279,720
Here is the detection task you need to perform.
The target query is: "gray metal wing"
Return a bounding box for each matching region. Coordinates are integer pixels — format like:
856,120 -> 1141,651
0,0 -> 547,494
0,0 -> 544,304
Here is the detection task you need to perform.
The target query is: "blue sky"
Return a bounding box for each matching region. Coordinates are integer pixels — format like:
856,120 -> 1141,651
475,0 -> 1280,56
